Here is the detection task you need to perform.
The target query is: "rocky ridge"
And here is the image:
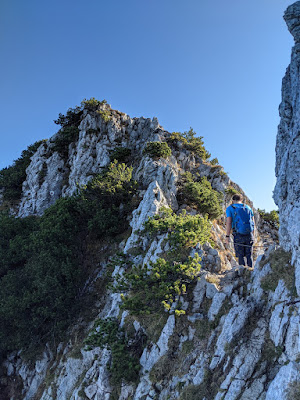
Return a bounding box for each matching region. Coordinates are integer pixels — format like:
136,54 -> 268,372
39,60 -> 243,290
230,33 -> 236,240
0,3 -> 300,399
0,100 -> 290,400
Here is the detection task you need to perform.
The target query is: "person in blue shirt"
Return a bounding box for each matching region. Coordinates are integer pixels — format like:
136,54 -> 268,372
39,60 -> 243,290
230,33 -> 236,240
225,194 -> 255,267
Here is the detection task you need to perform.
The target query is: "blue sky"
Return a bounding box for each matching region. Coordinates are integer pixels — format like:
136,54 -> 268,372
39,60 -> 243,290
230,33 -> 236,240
0,0 -> 295,211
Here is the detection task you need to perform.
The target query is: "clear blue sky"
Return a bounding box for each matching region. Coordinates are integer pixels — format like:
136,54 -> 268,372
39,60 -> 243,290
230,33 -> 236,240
0,0 -> 295,211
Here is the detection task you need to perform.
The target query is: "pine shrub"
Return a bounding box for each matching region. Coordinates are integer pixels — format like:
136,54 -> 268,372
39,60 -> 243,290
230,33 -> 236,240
114,253 -> 202,315
0,161 -> 137,355
52,126 -> 79,158
258,209 -> 279,228
0,140 -> 46,202
143,141 -> 172,159
167,128 -> 211,160
181,176 -> 223,220
114,208 -> 211,316
109,147 -> 131,163
143,207 -> 211,249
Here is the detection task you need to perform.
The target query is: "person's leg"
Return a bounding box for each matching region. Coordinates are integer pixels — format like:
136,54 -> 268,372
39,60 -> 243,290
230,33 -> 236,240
245,233 -> 254,267
234,234 -> 245,266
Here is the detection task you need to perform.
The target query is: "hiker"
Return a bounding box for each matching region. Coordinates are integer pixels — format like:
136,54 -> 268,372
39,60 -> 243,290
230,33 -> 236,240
225,194 -> 255,267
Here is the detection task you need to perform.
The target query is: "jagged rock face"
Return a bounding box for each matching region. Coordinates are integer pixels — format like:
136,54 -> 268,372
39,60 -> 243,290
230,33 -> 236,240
18,109 -> 163,217
2,8 -> 298,395
274,1 -> 300,296
284,1 -> 300,42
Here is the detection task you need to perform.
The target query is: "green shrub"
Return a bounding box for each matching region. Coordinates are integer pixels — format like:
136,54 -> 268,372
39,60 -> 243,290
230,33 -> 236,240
225,186 -> 240,196
97,109 -> 112,122
85,160 -> 136,206
258,209 -> 279,228
52,126 -> 79,158
168,128 -> 211,160
81,97 -> 107,111
109,147 -> 131,163
143,207 -> 211,249
79,161 -> 137,238
114,253 -> 202,315
219,170 -> 228,177
54,105 -> 82,128
0,140 -> 46,202
0,161 -> 137,355
114,208 -> 211,315
54,98 -> 108,127
0,214 -> 39,278
210,158 -> 219,166
84,317 -> 140,384
143,141 -> 172,159
0,197 -> 89,353
181,176 -> 223,219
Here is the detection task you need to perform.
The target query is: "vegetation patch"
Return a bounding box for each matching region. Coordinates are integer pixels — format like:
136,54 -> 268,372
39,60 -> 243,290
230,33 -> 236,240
0,161 -> 137,356
114,253 -> 202,315
54,105 -> 83,128
179,172 -> 223,220
194,319 -> 212,340
261,337 -> 283,362
167,128 -> 211,160
54,98 -> 107,127
82,97 -> 107,111
135,312 -> 169,344
84,317 -> 140,385
225,186 -> 240,197
143,141 -> 172,159
53,98 -> 110,157
181,339 -> 194,355
97,109 -> 112,122
179,368 -> 220,400
52,125 -> 80,158
149,354 -> 173,383
260,248 -> 294,293
143,207 -> 211,250
85,160 -> 137,209
38,162 -> 48,186
210,158 -> 219,166
109,147 -> 131,163
114,206 -> 214,316
0,140 -> 46,202
258,208 -> 279,229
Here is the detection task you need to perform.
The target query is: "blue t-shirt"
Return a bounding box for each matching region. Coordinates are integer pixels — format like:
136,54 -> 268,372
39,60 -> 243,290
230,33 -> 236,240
226,203 -> 254,229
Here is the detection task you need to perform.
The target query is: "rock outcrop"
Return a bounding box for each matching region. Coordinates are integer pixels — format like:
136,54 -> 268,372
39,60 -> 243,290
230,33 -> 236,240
1,3 -> 300,399
274,1 -> 300,296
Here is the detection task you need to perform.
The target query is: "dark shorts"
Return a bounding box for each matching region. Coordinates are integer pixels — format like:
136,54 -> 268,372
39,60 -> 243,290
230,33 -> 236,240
233,233 -> 254,267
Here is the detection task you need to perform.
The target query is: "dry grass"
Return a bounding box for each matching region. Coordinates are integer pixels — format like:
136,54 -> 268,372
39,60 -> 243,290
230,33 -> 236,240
260,248 -> 294,293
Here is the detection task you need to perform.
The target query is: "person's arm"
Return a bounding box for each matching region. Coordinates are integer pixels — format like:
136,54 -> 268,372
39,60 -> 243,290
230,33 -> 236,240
225,216 -> 232,244
252,216 -> 256,240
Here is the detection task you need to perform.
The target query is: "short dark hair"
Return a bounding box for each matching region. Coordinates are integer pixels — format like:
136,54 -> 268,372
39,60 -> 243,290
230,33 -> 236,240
232,194 -> 242,201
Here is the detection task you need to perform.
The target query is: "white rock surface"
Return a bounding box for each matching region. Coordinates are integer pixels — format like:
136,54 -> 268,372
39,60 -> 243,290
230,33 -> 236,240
266,362 -> 300,400
274,1 -> 300,296
140,315 -> 175,372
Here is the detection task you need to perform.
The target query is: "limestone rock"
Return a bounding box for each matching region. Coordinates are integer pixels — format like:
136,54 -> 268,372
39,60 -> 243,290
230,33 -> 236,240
266,362 -> 300,400
284,1 -> 300,43
140,315 -> 175,372
274,2 -> 300,295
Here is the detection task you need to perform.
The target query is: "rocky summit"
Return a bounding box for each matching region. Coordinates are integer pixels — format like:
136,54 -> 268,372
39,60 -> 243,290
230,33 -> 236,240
0,3 -> 299,400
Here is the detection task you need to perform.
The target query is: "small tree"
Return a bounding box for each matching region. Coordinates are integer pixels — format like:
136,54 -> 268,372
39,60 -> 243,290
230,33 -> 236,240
143,142 -> 172,159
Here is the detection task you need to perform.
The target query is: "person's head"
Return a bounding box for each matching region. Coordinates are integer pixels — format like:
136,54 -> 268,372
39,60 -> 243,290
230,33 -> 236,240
232,194 -> 242,203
